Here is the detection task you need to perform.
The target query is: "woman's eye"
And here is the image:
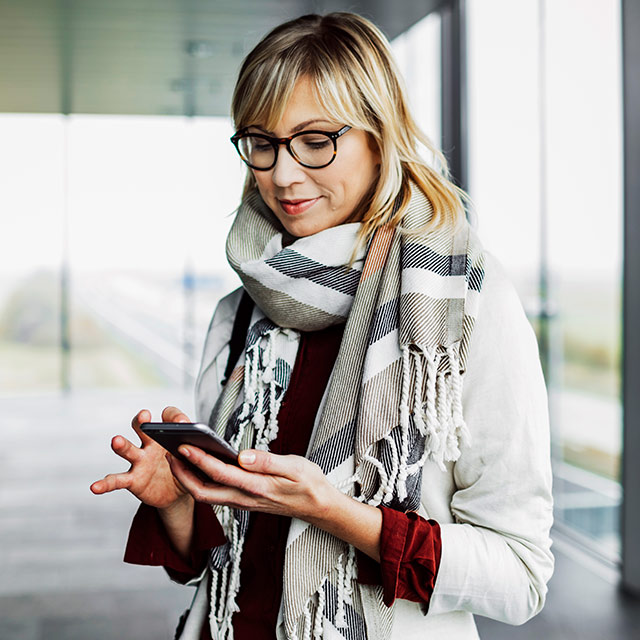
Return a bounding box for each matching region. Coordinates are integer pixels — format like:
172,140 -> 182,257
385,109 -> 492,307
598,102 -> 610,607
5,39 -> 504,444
299,137 -> 330,150
250,140 -> 272,152
307,141 -> 330,149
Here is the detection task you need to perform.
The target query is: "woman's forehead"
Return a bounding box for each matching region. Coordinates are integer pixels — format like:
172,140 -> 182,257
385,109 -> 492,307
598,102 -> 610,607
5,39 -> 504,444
246,76 -> 339,134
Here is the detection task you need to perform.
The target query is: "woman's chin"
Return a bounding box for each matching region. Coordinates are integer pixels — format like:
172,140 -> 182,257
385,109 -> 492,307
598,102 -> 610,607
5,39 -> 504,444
279,215 -> 327,238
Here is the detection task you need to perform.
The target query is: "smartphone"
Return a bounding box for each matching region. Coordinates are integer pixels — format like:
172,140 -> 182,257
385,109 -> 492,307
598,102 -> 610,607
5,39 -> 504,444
140,422 -> 240,472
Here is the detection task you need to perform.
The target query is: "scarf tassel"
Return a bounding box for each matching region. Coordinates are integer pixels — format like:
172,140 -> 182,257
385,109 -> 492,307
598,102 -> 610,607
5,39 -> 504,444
209,327 -> 294,640
377,343 -> 471,503
233,327 -> 288,453
208,513 -> 245,640
287,548 -> 357,640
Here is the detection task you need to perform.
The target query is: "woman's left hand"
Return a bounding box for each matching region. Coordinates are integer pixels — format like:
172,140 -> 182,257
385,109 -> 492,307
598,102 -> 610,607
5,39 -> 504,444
167,446 -> 336,524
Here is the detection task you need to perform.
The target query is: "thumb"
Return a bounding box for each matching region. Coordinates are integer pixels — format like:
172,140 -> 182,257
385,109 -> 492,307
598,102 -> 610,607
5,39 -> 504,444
238,450 -> 258,468
238,450 -> 302,481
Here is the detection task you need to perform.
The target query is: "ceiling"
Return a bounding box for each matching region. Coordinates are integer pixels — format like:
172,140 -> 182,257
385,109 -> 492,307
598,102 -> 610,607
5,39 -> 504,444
0,0 -> 442,117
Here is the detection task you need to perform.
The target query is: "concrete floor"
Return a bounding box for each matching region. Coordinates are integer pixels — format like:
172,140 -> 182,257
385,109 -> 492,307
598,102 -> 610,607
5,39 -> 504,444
0,389 -> 195,640
475,538 -> 640,640
2,389 -> 639,639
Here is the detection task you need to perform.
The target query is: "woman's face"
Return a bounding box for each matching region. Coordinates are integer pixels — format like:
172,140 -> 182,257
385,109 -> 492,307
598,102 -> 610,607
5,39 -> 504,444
250,76 -> 380,237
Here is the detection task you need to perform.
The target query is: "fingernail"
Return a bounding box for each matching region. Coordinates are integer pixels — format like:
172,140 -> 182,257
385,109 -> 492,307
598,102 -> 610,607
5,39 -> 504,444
165,452 -> 172,463
239,451 -> 255,465
179,446 -> 191,458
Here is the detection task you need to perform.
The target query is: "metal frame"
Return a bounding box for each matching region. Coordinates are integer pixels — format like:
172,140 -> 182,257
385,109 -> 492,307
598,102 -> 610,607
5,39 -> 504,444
336,0 -> 466,187
322,0 -> 466,188
58,0 -> 72,392
622,0 -> 640,596
440,0 -> 467,190
311,0 -> 450,40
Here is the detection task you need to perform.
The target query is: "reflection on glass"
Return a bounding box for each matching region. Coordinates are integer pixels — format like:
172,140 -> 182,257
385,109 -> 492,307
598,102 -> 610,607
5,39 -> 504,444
467,0 -> 622,560
0,114 -> 245,394
0,115 -> 64,394
392,12 -> 441,161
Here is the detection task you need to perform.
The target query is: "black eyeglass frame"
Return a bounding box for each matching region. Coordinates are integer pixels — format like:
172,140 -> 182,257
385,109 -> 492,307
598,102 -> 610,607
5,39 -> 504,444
230,125 -> 352,170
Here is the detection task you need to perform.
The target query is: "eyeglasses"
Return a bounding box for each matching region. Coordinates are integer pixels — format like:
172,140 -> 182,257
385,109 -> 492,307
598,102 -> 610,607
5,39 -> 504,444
230,125 -> 351,170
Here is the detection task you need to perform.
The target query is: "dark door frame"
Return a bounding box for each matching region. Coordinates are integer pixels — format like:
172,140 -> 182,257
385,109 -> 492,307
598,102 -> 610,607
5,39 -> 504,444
622,0 -> 640,596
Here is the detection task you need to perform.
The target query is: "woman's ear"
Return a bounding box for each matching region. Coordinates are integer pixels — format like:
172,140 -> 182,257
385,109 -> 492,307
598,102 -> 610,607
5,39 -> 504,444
367,132 -> 382,166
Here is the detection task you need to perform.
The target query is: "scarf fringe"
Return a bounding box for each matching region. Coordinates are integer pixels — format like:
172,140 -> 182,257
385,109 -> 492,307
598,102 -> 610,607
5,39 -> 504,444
209,327 -> 293,640
287,548 -> 357,640
232,327 -> 287,451
208,513 -> 243,640
361,342 -> 470,510
313,578 -> 326,639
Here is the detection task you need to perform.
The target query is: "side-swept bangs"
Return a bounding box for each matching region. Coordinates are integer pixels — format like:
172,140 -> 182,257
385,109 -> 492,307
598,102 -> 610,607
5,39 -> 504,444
232,16 -> 380,136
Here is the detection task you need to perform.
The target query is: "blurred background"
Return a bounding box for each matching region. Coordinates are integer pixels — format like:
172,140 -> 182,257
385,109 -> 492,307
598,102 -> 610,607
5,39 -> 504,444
1,0 -> 639,638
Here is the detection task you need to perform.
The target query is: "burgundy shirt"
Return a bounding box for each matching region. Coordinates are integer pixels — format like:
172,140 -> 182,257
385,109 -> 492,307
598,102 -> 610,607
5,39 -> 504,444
125,323 -> 441,639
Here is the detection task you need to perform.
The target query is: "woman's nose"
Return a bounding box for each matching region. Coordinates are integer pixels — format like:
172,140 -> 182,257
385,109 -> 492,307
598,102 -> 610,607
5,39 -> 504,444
271,147 -> 306,187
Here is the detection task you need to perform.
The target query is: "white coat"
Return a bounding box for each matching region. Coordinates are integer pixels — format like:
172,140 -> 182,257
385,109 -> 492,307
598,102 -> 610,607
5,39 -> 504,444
177,252 -> 554,639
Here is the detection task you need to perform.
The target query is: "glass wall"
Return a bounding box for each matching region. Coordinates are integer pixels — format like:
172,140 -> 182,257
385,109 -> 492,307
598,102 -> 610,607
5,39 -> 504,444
0,113 -> 245,395
467,0 -> 623,559
392,12 -> 442,161
0,115 -> 65,393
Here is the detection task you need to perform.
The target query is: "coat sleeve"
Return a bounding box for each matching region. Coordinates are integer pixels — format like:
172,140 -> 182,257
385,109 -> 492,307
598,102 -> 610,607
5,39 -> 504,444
427,252 -> 554,625
123,501 -> 226,585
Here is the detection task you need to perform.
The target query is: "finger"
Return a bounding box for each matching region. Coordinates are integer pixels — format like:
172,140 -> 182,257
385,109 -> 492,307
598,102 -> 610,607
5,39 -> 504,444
161,406 -> 191,423
90,472 -> 132,495
167,453 -> 225,488
111,435 -> 144,464
236,449 -> 306,480
131,409 -> 154,445
167,454 -> 206,487
178,445 -> 263,494
168,455 -> 249,506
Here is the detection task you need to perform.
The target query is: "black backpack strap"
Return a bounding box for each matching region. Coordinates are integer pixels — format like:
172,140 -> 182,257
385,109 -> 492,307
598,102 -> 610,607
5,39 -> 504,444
221,288 -> 254,387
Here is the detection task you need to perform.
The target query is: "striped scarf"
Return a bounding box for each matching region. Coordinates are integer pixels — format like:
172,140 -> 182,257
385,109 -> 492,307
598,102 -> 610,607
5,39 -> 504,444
205,181 -> 484,640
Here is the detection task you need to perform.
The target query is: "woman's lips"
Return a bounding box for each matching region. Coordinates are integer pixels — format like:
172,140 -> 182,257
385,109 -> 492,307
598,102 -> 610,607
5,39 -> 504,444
278,197 -> 320,215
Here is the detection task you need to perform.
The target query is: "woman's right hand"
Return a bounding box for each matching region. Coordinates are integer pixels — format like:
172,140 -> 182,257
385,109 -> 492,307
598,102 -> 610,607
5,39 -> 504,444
90,407 -> 192,510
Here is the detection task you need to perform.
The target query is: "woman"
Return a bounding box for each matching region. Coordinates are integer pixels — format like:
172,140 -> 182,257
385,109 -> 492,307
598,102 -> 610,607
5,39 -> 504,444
91,12 -> 553,640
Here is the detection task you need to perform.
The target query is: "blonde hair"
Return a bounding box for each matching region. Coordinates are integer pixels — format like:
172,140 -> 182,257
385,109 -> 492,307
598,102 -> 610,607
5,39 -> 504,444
231,12 -> 468,243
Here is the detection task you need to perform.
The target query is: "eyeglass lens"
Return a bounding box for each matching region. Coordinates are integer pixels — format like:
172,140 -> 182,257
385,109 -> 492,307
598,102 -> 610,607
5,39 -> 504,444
237,133 -> 335,169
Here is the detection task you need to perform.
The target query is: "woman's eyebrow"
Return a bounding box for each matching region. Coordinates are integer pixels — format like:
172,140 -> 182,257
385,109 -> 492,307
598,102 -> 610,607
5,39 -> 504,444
252,119 -> 334,135
290,119 -> 333,133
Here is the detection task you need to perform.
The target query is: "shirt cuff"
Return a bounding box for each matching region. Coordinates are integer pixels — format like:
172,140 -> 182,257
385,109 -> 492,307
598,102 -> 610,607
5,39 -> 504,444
378,506 -> 442,607
123,501 -> 226,583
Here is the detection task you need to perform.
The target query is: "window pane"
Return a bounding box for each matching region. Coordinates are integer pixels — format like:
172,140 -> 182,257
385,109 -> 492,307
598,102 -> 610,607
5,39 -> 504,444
545,0 -> 622,558
467,0 -> 542,306
467,0 -> 623,559
0,114 -> 64,393
0,114 -> 245,394
392,12 -> 442,160
66,115 -> 244,390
